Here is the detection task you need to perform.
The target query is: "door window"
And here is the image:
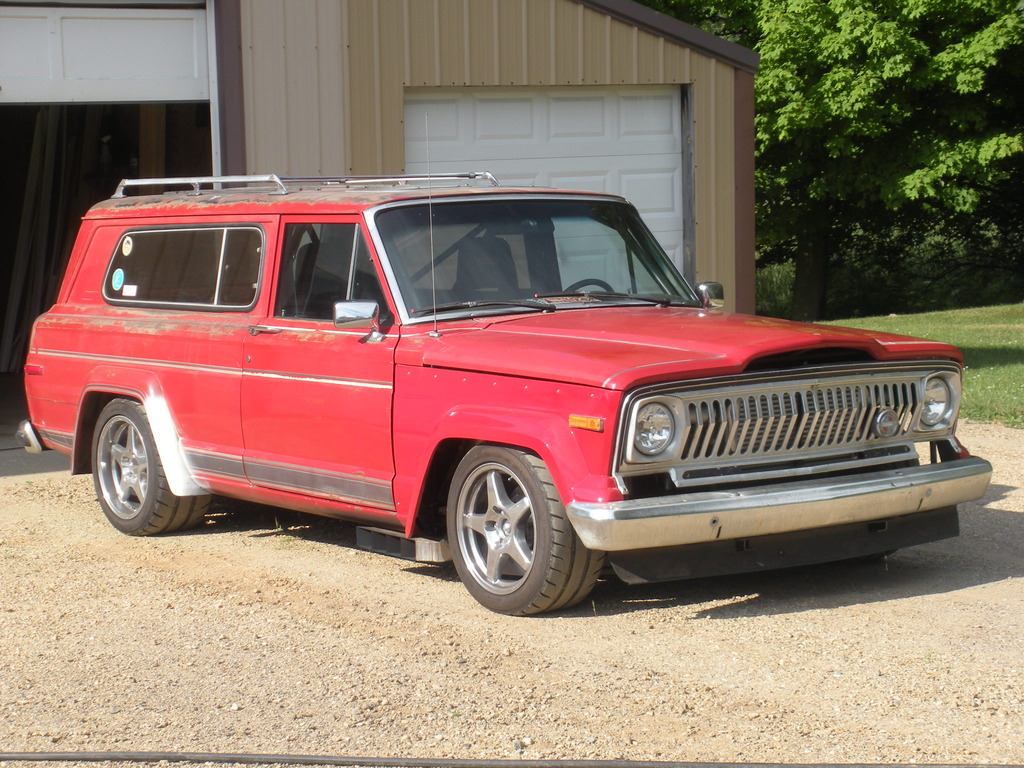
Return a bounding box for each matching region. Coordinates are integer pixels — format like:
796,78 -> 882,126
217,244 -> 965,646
274,223 -> 385,320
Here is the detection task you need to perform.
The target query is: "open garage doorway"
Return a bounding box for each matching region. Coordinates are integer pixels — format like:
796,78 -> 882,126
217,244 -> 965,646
0,102 -> 212,372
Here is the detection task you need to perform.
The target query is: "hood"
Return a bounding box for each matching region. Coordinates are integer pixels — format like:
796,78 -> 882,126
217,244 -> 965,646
396,307 -> 960,390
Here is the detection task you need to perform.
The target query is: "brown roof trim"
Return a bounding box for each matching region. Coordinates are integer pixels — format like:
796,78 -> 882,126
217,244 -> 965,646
212,0 -> 246,175
574,0 -> 759,74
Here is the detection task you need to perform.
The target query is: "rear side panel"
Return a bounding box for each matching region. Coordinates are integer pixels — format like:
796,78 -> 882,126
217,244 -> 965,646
25,215 -> 277,494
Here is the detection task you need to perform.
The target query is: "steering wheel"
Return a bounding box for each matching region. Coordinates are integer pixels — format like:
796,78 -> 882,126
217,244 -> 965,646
564,278 -> 615,293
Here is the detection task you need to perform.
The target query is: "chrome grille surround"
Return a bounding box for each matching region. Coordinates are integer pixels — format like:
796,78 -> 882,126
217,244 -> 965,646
617,360 -> 961,489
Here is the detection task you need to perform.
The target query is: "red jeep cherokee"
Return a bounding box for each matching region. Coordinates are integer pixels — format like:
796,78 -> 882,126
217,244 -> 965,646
17,173 -> 992,615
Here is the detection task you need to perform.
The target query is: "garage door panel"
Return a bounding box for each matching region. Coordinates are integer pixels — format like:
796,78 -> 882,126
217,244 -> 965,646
620,170 -> 678,214
0,6 -> 208,103
0,14 -> 50,80
473,98 -> 539,143
405,99 -> 461,143
620,94 -> 680,140
548,96 -> 611,141
405,86 -> 687,273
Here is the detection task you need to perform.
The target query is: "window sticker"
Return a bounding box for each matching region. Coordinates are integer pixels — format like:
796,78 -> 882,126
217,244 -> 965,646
111,268 -> 125,292
122,284 -> 137,297
121,236 -> 133,257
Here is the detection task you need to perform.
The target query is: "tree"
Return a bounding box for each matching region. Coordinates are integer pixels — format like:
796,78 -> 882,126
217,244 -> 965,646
645,0 -> 1024,319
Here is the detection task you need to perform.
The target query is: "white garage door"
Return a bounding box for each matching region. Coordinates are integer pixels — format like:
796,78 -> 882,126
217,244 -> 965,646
404,87 -> 688,273
0,5 -> 209,103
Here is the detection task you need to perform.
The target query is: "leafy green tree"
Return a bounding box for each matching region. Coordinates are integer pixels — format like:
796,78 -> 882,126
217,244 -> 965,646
646,0 -> 1024,319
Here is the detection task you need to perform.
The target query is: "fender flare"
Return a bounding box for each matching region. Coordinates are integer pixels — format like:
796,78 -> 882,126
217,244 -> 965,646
79,373 -> 207,498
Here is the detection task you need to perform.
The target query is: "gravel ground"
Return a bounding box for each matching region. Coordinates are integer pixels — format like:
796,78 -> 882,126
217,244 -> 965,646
1,421 -> 1022,767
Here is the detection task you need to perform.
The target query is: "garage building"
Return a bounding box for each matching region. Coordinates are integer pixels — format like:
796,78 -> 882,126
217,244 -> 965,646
0,0 -> 758,371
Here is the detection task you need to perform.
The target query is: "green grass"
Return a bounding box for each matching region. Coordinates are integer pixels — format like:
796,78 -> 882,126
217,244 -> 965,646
826,303 -> 1024,429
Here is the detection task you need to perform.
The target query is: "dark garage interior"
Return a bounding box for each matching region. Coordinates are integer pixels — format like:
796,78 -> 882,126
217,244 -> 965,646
0,102 -> 212,372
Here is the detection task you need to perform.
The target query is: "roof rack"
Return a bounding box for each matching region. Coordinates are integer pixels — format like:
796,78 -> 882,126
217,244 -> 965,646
282,171 -> 501,188
112,171 -> 501,199
113,174 -> 288,198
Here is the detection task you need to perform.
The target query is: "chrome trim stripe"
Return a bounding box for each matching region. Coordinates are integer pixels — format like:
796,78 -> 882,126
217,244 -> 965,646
184,449 -> 396,510
245,458 -> 395,510
37,348 -> 238,376
39,428 -> 73,450
186,449 -> 246,481
568,457 -> 992,552
244,370 -> 392,390
34,349 -> 392,390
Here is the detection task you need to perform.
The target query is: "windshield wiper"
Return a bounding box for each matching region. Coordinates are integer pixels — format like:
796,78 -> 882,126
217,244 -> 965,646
535,291 -> 690,307
410,298 -> 555,316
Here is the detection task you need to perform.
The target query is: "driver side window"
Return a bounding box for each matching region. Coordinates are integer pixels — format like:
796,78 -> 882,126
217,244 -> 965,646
275,223 -> 385,320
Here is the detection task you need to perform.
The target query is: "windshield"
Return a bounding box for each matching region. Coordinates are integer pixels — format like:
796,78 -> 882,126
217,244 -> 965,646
372,197 -> 699,317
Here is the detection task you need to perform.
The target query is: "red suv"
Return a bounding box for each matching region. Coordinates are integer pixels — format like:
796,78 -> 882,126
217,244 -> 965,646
17,173 -> 992,614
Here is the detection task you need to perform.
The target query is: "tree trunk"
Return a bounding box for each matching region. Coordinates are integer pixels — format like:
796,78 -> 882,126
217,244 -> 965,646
791,236 -> 828,321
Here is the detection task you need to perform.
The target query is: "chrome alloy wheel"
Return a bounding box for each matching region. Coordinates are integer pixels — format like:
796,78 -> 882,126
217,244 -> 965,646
454,461 -> 536,594
96,415 -> 150,520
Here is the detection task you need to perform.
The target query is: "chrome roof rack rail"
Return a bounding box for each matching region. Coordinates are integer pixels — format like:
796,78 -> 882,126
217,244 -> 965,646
282,171 -> 501,188
112,174 -> 288,198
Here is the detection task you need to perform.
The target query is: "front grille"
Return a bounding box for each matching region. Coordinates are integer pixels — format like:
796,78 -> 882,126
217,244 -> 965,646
618,361 -> 959,485
678,379 -> 917,462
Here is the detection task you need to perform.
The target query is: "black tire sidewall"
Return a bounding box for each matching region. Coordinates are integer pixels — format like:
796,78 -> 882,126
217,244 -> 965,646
92,399 -> 164,535
446,445 -> 559,615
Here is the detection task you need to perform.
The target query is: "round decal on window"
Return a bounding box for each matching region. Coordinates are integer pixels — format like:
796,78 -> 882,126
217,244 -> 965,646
121,236 -> 133,257
111,268 -> 125,292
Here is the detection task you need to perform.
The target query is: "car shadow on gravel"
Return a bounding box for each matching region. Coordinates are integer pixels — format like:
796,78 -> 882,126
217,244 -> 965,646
183,496 -> 362,548
186,495 -> 466,581
581,490 -> 1024,619
174,486 -> 1023,619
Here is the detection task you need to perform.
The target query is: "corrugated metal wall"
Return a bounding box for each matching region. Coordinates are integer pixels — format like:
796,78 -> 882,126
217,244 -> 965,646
238,0 -> 743,302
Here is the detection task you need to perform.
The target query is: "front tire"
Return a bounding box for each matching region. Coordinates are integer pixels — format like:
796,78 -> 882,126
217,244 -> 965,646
446,445 -> 604,615
92,399 -> 209,536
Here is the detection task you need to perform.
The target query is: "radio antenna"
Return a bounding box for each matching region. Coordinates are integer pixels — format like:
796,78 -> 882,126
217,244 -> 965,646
426,114 -> 441,338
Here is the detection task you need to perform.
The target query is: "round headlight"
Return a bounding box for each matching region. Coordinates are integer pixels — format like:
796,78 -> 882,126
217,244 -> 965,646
634,402 -> 675,456
921,376 -> 951,427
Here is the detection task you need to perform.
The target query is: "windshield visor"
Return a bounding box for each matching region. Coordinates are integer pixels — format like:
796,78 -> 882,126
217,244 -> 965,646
373,198 -> 698,317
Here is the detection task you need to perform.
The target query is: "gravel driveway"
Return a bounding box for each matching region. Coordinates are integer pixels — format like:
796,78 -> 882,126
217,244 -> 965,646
1,420 -> 1021,766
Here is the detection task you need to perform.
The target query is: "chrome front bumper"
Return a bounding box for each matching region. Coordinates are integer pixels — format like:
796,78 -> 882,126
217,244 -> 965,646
566,457 -> 992,552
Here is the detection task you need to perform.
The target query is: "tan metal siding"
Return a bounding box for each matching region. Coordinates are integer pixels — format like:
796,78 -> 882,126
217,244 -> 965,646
239,0 -> 747,310
316,0 -> 347,175
497,1 -> 527,84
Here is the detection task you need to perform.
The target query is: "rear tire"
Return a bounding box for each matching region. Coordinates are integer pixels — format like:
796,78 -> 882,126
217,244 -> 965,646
92,399 -> 210,535
446,445 -> 604,615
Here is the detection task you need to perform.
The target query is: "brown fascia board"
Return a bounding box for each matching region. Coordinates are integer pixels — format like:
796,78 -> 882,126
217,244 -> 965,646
575,0 -> 759,74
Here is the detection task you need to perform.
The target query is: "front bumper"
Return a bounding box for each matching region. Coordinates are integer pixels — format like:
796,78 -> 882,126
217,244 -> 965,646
566,456 -> 992,552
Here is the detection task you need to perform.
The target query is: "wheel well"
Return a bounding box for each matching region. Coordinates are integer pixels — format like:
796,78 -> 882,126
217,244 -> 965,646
413,438 -> 473,538
412,438 -> 548,539
72,392 -> 136,474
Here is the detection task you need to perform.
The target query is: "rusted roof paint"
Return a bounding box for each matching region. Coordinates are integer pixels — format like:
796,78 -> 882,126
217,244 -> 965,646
87,185 -> 617,219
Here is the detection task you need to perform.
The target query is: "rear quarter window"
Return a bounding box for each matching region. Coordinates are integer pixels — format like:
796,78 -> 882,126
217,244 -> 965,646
102,226 -> 263,309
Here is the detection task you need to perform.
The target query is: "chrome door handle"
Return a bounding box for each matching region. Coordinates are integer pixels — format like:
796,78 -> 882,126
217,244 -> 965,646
248,325 -> 284,336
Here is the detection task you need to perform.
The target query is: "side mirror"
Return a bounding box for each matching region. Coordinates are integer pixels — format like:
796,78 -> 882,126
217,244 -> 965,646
697,282 -> 725,309
333,301 -> 383,340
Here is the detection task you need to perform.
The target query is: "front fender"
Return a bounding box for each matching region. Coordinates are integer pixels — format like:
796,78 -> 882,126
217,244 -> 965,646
391,366 -> 622,535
